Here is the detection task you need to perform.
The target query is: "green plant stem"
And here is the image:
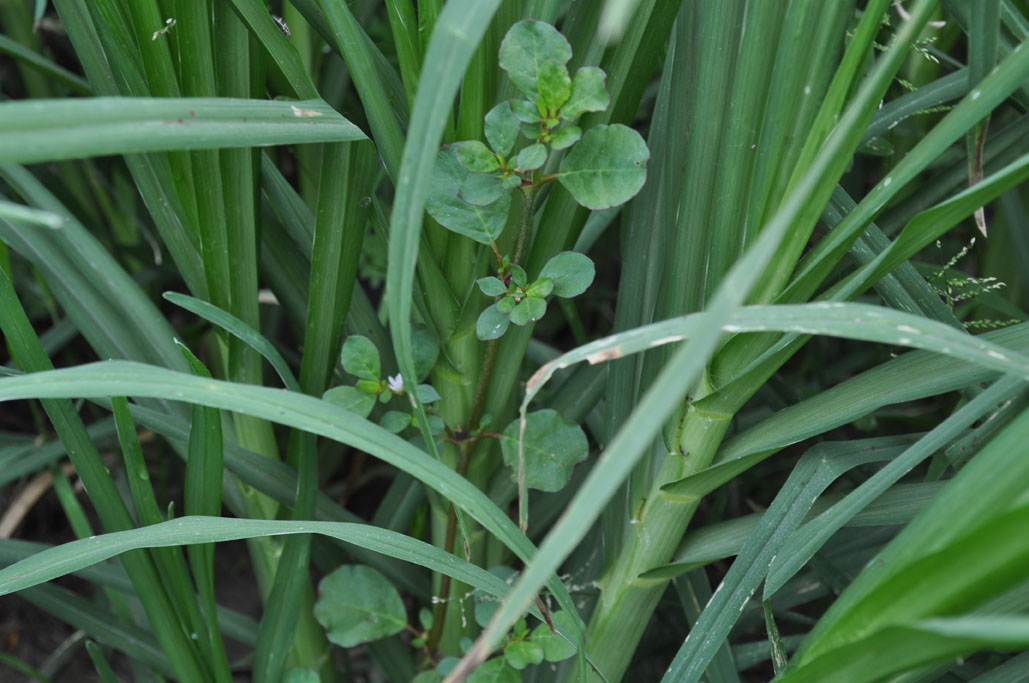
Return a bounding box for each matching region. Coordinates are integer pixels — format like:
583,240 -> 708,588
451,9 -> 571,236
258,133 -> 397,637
468,339 -> 500,431
582,405 -> 734,682
424,442 -> 472,656
424,180 -> 529,655
513,186 -> 536,266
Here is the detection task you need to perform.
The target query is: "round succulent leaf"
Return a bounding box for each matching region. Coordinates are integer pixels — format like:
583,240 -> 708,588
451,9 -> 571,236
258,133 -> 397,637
476,303 -> 511,340
530,610 -> 578,661
475,598 -> 499,628
415,384 -> 442,404
460,172 -> 508,207
501,175 -> 522,190
378,389 -> 393,403
538,251 -> 595,298
379,410 -> 411,433
549,125 -> 581,150
484,101 -> 520,157
477,276 -> 509,297
510,99 -> 540,123
413,671 -> 442,683
515,143 -> 547,171
496,295 -> 516,313
538,60 -> 572,112
457,140 -> 500,173
412,325 -> 439,382
525,277 -> 554,298
467,657 -> 520,683
499,20 -> 572,99
559,66 -> 610,121
419,607 -> 434,631
504,640 -> 545,670
509,296 -> 547,326
520,123 -> 542,141
314,565 -> 406,646
426,145 -> 511,246
509,264 -> 528,288
323,385 -> 376,419
558,124 -> 649,210
340,335 -> 379,380
501,409 -> 588,492
423,414 -> 446,435
436,658 -> 460,676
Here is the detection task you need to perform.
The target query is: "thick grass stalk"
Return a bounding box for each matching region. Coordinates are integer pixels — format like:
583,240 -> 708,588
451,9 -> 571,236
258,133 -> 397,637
578,3 -> 938,680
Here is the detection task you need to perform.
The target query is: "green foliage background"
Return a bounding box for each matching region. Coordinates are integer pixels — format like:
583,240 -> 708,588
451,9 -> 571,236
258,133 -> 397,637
2,1 -> 1029,682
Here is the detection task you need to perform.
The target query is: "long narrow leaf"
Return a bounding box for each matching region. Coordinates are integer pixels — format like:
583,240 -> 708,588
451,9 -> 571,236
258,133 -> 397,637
0,98 -> 365,163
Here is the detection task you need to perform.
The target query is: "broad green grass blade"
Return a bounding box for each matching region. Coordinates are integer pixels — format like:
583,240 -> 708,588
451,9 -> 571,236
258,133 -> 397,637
658,439 -> 909,683
658,478 -> 938,576
781,602 -> 1029,682
793,406 -> 1029,664
523,304 -> 1029,419
1,165 -> 188,376
0,269 -> 207,681
180,347 -> 231,683
318,0 -> 406,179
665,322 -> 1029,500
254,139 -> 374,683
226,0 -> 320,100
663,0 -> 745,317
674,570 -> 742,683
764,375 -> 1027,598
384,0 -> 498,446
120,399 -> 430,598
0,98 -> 365,164
0,362 -> 560,591
19,583 -> 171,676
780,29 -> 1029,305
0,516 -> 550,626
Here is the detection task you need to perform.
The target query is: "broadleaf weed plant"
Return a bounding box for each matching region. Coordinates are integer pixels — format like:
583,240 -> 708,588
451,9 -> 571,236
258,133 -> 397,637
1,1 -> 1029,682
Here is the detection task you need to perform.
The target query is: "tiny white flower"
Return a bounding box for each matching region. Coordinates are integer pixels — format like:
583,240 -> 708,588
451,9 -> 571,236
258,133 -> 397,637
387,374 -> 404,393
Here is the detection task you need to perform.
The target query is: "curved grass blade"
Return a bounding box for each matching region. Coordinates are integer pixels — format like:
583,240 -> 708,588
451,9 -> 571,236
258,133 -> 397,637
666,322 -> 1029,501
20,583 -> 171,675
118,398 -> 429,598
0,516 -> 551,626
782,616 -> 1029,683
763,375 -> 1027,598
0,198 -> 63,228
523,304 -> 1029,421
0,361 -> 573,610
793,407 -> 1029,664
657,438 -> 907,683
0,34 -> 93,95
0,269 -> 207,682
0,97 -> 365,164
384,0 -> 499,458
658,478 -> 939,576
164,292 -> 301,391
